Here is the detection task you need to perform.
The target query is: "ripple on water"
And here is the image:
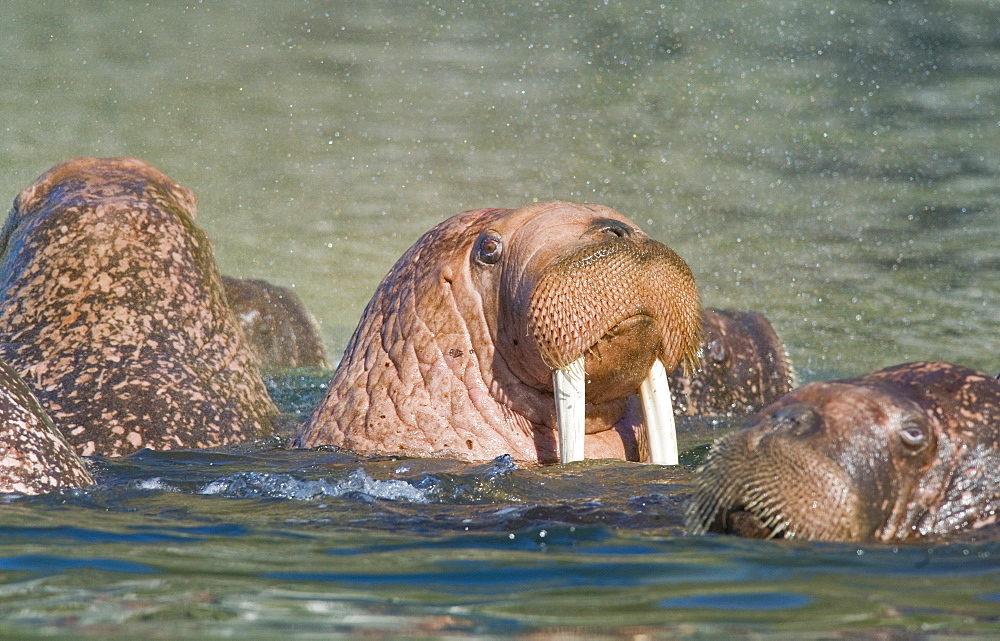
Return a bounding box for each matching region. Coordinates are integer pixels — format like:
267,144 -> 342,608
659,591 -> 814,611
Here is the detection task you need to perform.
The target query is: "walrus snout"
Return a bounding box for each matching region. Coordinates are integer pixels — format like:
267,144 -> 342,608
518,221 -> 700,464
526,236 -> 699,376
686,415 -> 869,540
686,362 -> 1000,542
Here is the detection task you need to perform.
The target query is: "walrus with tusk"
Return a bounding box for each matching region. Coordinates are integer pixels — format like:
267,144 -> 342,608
686,361 -> 1000,542
294,201 -> 701,464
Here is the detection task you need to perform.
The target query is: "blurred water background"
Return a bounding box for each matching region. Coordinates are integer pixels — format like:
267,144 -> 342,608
1,1 -> 999,638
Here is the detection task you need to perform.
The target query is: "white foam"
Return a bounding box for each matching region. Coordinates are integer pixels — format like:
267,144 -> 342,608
198,468 -> 430,503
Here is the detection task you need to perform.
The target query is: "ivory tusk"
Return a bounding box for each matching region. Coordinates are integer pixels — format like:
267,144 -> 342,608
639,358 -> 679,465
553,357 -> 586,464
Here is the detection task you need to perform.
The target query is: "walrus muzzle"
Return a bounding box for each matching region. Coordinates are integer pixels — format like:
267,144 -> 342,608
686,396 -> 906,541
686,424 -> 868,540
515,236 -> 700,464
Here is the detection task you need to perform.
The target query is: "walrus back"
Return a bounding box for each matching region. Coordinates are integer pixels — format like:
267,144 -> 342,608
670,309 -> 795,417
0,357 -> 93,493
0,158 -> 278,457
222,276 -> 329,371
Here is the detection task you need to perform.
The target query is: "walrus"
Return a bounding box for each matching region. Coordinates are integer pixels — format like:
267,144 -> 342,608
0,357 -> 92,494
0,157 -> 279,457
670,309 -> 794,417
294,201 -> 702,464
222,276 -> 329,371
686,361 -> 1000,542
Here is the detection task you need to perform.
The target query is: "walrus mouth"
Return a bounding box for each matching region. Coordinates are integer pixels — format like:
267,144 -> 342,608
553,355 -> 678,465
526,238 -> 699,466
685,414 -> 869,541
686,499 -> 792,540
720,509 -> 784,539
684,423 -> 811,538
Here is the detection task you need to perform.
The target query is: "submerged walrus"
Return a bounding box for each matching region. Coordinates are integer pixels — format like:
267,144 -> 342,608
0,357 -> 92,494
0,157 -> 278,457
671,309 -> 794,417
686,362 -> 1000,542
222,276 -> 329,371
295,202 -> 702,464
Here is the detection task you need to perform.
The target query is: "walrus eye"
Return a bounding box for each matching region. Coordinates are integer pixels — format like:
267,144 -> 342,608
898,423 -> 927,449
475,231 -> 503,265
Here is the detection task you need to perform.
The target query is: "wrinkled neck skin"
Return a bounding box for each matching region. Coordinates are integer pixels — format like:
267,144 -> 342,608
925,445 -> 1000,536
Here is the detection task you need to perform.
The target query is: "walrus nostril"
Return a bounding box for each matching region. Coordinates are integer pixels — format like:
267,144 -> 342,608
769,403 -> 821,437
589,218 -> 634,238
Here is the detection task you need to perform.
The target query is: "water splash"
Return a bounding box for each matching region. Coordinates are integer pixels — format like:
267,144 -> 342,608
199,468 -> 431,503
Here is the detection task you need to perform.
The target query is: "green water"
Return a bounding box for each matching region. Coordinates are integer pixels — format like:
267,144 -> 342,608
4,0 -> 998,378
1,0 -> 1000,638
1,438 -> 1000,639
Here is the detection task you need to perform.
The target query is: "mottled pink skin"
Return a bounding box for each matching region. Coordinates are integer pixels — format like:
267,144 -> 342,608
295,202 -> 701,463
0,157 -> 278,457
0,357 -> 92,494
687,362 -> 1000,542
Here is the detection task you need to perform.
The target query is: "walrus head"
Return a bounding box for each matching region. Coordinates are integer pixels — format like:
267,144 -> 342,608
686,362 -> 1000,542
0,157 -> 199,255
479,202 -> 701,462
670,309 -> 795,417
485,204 -> 699,397
295,201 -> 701,464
